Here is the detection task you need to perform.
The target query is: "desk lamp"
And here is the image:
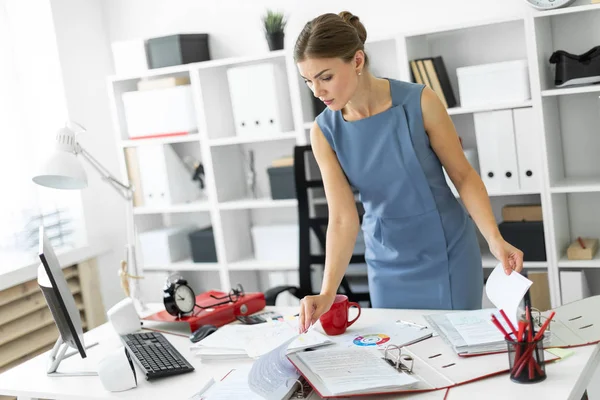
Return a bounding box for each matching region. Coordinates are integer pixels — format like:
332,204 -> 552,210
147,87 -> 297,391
32,121 -> 147,312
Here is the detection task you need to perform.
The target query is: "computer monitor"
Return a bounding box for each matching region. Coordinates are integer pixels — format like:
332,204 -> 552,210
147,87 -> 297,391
38,225 -> 97,376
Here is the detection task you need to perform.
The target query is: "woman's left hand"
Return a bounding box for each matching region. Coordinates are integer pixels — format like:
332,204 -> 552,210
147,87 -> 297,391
489,238 -> 524,275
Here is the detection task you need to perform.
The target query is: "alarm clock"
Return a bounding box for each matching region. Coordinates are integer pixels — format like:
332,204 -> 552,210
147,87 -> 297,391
524,0 -> 575,10
163,277 -> 196,318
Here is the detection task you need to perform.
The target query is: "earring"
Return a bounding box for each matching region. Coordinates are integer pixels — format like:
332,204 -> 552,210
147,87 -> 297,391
358,71 -> 362,76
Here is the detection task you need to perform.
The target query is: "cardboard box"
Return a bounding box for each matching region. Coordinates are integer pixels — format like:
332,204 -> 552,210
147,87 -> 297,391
502,204 -> 543,222
528,271 -> 551,312
567,238 -> 599,260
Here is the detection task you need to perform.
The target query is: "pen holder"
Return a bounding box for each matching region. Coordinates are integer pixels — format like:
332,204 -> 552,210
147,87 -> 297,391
506,336 -> 546,384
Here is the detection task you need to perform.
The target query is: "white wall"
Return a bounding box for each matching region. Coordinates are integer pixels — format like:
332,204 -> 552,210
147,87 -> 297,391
49,0 -> 126,311
103,0 -> 540,59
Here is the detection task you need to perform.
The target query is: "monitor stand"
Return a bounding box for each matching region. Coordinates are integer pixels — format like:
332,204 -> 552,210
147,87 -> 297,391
47,336 -> 99,377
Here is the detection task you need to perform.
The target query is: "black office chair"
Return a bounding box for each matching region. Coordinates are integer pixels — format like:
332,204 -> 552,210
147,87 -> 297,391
265,145 -> 371,306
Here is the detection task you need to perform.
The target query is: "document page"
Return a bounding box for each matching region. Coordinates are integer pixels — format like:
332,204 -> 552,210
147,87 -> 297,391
485,262 -> 533,328
297,347 -> 418,396
445,309 -> 509,346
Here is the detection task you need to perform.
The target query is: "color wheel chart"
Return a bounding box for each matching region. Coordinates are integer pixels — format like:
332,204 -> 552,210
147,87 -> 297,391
353,333 -> 390,347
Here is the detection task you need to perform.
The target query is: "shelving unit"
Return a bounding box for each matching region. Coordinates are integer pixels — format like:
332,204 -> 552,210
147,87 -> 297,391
106,3 -> 600,308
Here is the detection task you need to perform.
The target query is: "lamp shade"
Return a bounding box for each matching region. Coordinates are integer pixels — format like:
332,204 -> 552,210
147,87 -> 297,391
32,126 -> 88,190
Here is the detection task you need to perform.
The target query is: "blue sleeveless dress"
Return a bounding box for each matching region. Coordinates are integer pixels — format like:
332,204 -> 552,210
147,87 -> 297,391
316,79 -> 483,310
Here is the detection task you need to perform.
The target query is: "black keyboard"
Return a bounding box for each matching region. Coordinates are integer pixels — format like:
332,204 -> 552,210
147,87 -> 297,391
121,331 -> 194,380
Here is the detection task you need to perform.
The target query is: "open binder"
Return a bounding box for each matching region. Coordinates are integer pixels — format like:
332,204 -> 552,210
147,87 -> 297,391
288,336 -> 558,398
426,295 -> 600,357
287,295 -> 600,398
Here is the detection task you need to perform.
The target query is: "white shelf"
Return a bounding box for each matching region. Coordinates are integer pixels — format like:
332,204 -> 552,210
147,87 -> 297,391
109,50 -> 288,82
541,84 -> 600,97
550,177 -> 600,193
120,133 -> 201,148
447,100 -> 532,116
209,131 -> 297,146
227,257 -> 298,271
487,189 -> 541,197
558,252 -> 600,269
133,199 -> 211,215
143,259 -> 221,272
219,197 -> 297,210
303,121 -> 314,130
532,3 -> 600,18
481,249 -> 548,269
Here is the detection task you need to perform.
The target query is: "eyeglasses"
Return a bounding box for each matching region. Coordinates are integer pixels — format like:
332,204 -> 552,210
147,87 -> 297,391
193,284 -> 245,312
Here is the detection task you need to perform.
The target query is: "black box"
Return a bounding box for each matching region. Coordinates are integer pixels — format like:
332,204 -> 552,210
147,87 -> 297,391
146,34 -> 210,69
498,221 -> 546,261
188,226 -> 217,263
267,166 -> 296,200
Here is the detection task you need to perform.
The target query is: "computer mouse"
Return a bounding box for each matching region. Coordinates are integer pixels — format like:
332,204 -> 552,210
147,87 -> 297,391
190,324 -> 218,343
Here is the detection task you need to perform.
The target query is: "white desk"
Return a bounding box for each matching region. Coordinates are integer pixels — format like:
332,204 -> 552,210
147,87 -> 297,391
0,306 -> 598,400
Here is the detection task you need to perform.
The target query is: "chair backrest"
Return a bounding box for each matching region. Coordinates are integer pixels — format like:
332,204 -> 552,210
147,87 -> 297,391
294,145 -> 371,305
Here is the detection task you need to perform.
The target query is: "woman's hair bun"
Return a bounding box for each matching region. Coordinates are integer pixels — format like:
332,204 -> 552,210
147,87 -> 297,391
338,11 -> 367,44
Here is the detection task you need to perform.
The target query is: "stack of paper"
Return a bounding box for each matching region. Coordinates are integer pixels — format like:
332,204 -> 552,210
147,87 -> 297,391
425,263 -> 534,355
190,319 -> 333,361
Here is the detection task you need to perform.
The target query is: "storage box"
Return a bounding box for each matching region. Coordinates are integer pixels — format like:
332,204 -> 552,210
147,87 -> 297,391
251,224 -> 298,262
502,204 -> 543,222
567,238 -> 599,260
122,85 -> 197,139
146,34 -> 210,69
456,60 -> 530,107
188,227 -> 218,263
139,226 -> 196,265
498,221 -> 546,261
267,166 -> 296,200
111,39 -> 148,76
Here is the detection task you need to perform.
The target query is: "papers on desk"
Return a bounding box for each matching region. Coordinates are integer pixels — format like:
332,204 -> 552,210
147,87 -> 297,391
324,321 -> 433,349
425,263 -> 534,355
190,319 -> 333,361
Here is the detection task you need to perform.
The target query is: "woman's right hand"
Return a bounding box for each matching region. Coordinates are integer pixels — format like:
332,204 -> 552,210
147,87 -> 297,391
299,293 -> 336,333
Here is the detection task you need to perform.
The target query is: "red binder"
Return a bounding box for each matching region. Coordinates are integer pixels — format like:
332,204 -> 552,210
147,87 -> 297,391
143,290 -> 266,332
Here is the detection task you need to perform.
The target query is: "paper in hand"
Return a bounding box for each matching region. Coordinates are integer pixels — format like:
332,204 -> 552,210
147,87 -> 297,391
485,262 -> 533,328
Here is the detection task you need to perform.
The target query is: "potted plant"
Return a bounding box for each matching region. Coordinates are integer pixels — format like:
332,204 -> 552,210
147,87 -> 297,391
262,9 -> 287,51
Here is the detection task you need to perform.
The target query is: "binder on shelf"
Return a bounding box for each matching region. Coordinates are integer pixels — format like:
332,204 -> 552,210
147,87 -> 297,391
123,147 -> 144,207
226,63 -> 293,137
474,109 -> 520,193
136,143 -> 202,207
513,107 -> 541,192
409,56 -> 457,108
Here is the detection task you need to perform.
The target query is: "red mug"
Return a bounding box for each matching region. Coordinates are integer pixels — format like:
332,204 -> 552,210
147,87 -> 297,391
319,294 -> 361,335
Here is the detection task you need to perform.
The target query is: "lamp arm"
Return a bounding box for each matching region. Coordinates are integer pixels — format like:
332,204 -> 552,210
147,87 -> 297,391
76,142 -> 146,312
77,144 -> 132,200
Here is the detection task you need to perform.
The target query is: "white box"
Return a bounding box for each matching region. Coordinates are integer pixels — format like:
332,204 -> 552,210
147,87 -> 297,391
251,224 -> 298,262
139,226 -> 196,265
456,60 -> 530,107
111,39 -> 148,76
227,63 -> 294,137
122,85 -> 197,139
560,270 -> 591,305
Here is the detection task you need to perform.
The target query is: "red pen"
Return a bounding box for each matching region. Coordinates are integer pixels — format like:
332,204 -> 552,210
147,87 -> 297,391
491,314 -> 509,337
499,309 -> 518,338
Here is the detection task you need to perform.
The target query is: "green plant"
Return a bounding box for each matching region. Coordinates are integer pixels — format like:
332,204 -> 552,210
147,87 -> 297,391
262,9 -> 287,35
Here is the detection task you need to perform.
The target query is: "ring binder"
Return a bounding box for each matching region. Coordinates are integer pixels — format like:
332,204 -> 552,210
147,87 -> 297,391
383,344 -> 415,374
289,377 -> 313,399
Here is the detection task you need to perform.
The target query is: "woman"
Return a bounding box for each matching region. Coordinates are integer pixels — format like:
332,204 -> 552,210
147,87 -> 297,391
295,11 -> 524,333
